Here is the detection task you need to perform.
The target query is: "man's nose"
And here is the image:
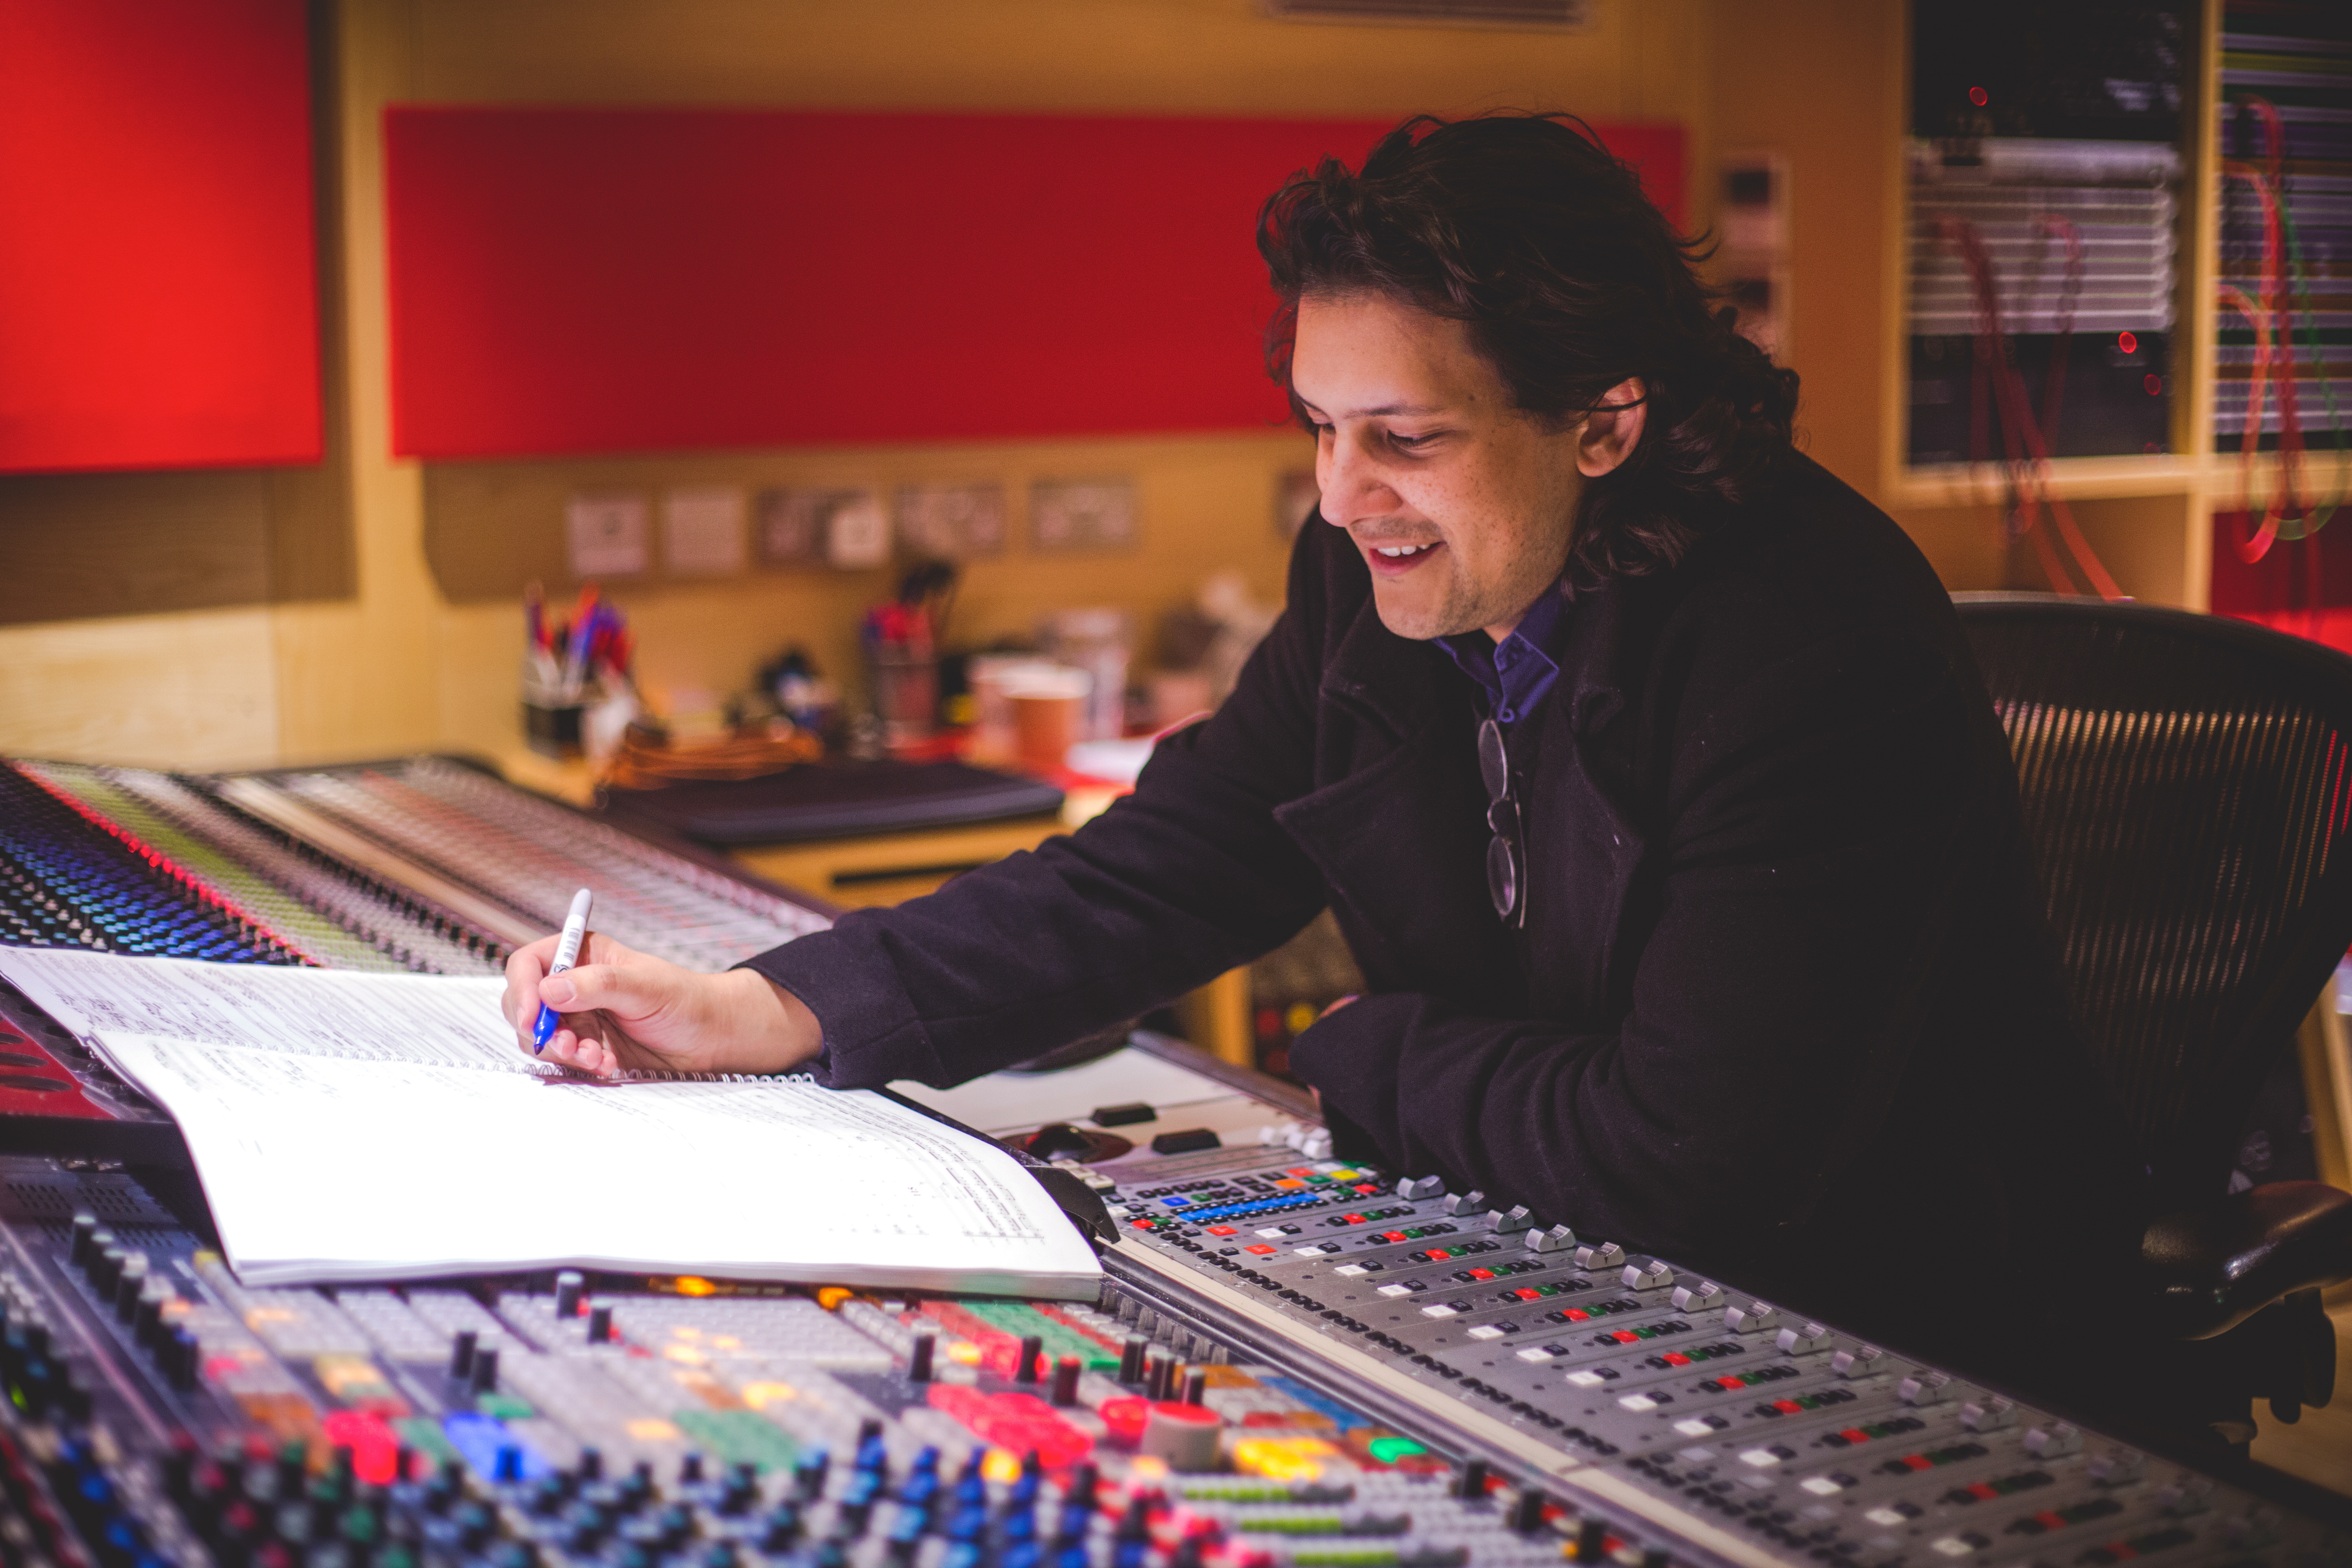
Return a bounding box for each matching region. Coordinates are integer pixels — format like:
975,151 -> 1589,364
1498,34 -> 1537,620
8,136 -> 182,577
1318,431 -> 1395,528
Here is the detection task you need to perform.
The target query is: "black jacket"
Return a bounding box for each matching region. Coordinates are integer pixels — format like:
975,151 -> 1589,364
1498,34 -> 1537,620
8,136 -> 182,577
751,454 -> 2145,1363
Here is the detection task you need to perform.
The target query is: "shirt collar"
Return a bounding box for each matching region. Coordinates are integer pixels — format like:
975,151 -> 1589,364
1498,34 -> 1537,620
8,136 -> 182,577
1434,580 -> 1572,705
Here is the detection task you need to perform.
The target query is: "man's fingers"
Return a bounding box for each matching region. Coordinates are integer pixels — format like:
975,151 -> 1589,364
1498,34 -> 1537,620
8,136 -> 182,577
538,961 -> 668,1022
504,947 -> 550,1036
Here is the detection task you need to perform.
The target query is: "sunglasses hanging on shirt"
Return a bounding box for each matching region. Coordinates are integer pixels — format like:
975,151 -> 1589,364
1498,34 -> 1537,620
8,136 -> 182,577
1479,717 -> 1527,927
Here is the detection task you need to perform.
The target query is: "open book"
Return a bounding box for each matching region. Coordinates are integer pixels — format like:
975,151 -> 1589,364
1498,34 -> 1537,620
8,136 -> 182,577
0,949 -> 1103,1298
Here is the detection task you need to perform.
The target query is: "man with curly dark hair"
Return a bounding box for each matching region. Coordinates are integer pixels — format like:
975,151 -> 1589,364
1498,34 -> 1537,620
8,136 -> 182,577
503,114 -> 2143,1374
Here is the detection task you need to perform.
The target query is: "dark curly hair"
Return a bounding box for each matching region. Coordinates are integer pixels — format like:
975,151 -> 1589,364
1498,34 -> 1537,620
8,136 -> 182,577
1259,113 -> 1800,590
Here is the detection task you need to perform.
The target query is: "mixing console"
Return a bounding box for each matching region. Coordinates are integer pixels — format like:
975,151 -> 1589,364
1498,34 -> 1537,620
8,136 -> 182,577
0,753 -> 2343,1568
1089,1140 -> 2345,1568
1,1131 -> 2343,1568
0,758 -> 829,979
0,766 -> 303,969
2,1156 -> 1584,1568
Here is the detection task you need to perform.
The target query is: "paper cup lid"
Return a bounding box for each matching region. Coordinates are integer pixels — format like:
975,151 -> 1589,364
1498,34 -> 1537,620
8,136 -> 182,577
1003,666 -> 1093,699
969,654 -> 1059,679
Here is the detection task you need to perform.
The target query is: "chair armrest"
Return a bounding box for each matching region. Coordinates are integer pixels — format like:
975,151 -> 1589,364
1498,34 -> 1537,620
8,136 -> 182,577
2140,1181 -> 2352,1339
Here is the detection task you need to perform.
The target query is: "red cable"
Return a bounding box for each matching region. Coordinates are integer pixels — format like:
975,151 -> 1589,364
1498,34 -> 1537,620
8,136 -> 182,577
1937,216 -> 2125,600
2221,97 -> 2313,580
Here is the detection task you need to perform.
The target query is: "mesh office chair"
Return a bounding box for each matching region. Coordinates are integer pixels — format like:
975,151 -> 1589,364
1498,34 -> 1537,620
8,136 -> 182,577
1954,594 -> 2352,1438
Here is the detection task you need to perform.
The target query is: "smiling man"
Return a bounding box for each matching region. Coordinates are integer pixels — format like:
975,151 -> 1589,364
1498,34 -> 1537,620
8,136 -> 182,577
503,114 -> 2141,1374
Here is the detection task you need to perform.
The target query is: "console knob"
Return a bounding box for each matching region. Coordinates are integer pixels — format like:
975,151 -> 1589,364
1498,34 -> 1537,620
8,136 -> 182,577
1670,1279 -> 1724,1314
1574,1241 -> 1626,1272
1528,1223 -> 1577,1254
1832,1344 -> 1886,1379
1775,1322 -> 1833,1356
2023,1423 -> 2081,1458
1961,1398 -> 2016,1431
1621,1257 -> 1673,1291
1898,1371 -> 1956,1405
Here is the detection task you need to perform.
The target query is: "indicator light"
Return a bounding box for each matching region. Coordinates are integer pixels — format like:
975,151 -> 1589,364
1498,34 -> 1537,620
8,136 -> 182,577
1969,86 -> 1989,107
2118,331 -> 2138,355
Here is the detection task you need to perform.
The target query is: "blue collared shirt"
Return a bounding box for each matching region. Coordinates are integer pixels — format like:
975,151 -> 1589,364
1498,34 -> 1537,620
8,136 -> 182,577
1434,583 -> 1570,727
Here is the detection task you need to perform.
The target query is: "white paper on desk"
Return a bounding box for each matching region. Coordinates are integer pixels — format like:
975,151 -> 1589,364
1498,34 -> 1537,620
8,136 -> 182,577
0,950 -> 1101,1298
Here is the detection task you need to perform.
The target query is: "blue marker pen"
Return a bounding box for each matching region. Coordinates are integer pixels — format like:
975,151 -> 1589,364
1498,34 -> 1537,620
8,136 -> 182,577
532,888 -> 595,1054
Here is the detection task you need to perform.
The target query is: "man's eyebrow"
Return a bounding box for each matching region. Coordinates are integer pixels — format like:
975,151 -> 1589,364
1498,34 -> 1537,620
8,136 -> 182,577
1296,398 -> 1449,419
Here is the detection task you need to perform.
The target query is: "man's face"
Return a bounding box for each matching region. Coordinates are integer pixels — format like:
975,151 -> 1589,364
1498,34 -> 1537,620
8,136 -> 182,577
1292,291 -> 1588,643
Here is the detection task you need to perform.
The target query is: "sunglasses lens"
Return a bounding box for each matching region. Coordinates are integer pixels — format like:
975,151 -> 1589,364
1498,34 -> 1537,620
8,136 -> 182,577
1486,833 -> 1518,920
1478,719 -> 1510,801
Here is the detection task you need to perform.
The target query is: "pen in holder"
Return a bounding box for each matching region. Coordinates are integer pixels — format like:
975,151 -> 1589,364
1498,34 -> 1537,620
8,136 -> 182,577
523,583 -> 637,761
863,570 -> 951,748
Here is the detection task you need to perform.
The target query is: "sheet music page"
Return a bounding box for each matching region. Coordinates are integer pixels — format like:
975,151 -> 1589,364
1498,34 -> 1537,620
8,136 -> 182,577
0,950 -> 1101,1296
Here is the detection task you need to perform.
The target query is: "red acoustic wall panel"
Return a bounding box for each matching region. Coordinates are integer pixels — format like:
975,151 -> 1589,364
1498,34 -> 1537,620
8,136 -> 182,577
384,109 -> 1683,459
0,0 -> 322,473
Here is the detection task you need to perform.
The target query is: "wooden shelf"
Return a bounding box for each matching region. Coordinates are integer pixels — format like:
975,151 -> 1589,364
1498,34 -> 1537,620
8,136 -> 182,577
1880,0 -> 2352,609
1893,455 -> 2207,508
1892,450 -> 2352,512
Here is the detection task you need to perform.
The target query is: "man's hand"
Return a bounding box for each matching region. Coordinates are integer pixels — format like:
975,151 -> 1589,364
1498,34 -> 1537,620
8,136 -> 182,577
503,932 -> 822,1079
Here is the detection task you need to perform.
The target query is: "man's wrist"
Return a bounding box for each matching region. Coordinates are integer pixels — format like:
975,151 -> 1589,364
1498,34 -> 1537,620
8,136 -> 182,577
728,968 -> 825,1074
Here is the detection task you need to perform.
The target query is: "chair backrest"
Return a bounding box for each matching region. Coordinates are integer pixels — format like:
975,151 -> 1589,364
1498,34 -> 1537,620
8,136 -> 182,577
1953,594 -> 2352,1211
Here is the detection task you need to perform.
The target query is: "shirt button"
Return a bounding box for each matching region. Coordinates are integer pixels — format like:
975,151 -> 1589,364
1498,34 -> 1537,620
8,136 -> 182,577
1499,708 -> 1517,723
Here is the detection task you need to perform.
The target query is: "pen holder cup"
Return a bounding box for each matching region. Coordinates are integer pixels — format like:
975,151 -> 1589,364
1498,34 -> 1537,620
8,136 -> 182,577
522,657 -> 593,760
523,698 -> 588,760
869,650 -> 939,747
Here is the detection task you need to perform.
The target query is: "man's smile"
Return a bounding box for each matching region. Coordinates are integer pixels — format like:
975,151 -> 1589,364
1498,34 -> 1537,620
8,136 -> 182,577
1359,536 -> 1447,577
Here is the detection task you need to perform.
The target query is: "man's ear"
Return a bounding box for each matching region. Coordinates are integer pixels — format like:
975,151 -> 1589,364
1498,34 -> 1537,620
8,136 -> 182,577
1577,377 -> 1647,478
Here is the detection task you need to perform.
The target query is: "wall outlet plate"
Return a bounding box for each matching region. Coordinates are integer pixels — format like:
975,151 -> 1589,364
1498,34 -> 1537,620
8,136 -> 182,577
566,492 -> 650,577
826,492 -> 891,569
758,488 -> 886,570
759,488 -> 840,567
662,486 -> 747,575
896,484 -> 1006,561
1031,476 -> 1137,551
